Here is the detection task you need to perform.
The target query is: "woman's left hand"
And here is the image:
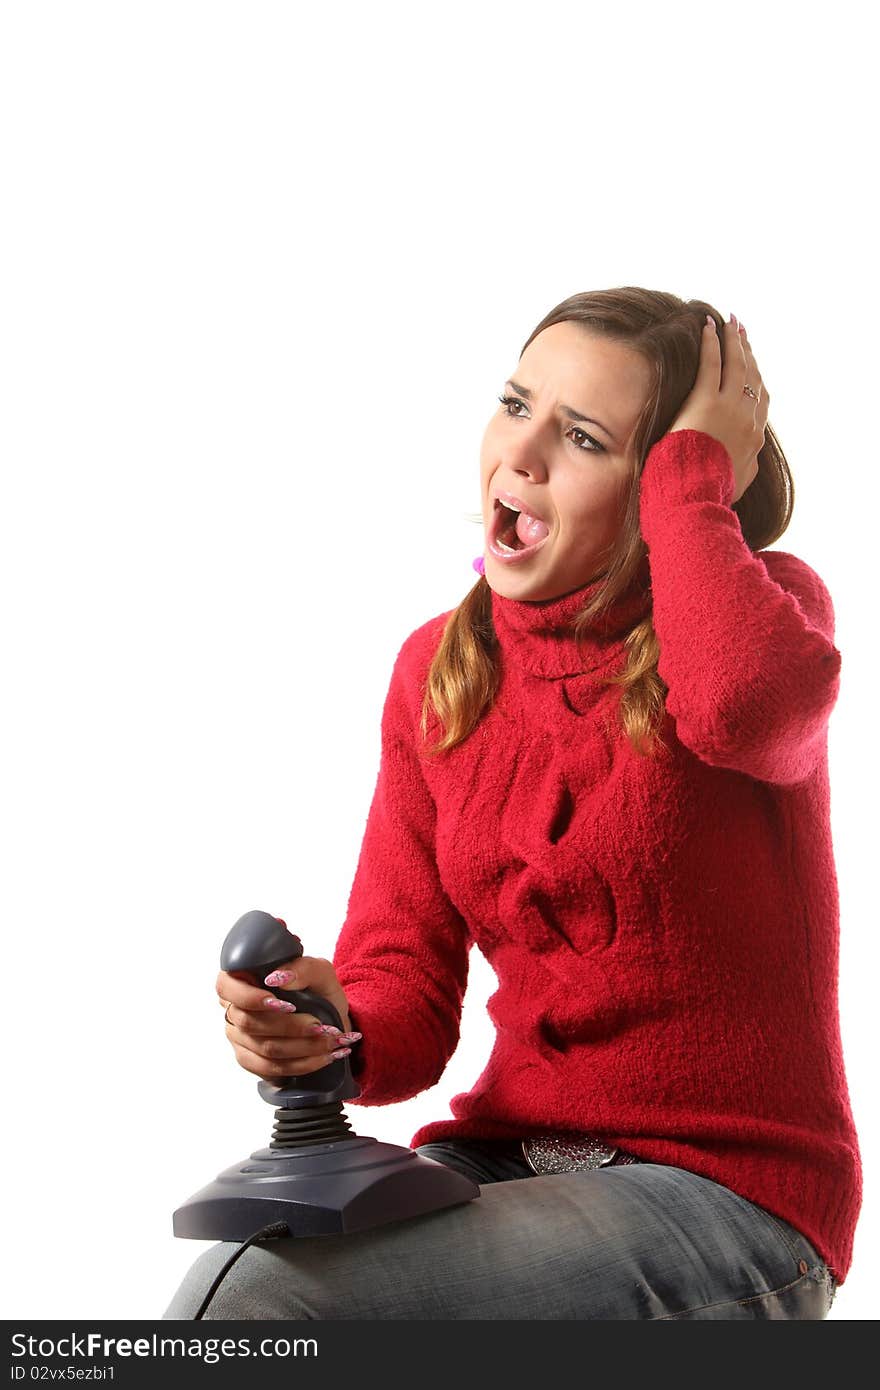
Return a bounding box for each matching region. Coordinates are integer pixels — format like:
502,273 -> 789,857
667,315 -> 770,505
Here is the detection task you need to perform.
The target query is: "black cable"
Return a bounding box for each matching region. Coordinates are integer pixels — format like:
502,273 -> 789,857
193,1221 -> 289,1321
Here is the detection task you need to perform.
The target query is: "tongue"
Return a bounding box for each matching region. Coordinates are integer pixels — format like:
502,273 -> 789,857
515,511 -> 550,547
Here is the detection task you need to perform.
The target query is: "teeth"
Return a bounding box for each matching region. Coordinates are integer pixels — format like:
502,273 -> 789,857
495,498 -> 524,555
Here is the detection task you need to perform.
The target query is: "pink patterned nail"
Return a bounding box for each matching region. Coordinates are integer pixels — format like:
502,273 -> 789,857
264,969 -> 296,987
263,996 -> 296,1012
330,1047 -> 352,1059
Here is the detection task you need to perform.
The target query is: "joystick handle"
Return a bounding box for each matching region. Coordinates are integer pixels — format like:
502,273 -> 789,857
221,909 -> 345,1031
221,909 -> 359,1109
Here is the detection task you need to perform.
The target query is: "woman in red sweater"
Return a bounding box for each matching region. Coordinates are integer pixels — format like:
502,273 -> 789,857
167,288 -> 860,1320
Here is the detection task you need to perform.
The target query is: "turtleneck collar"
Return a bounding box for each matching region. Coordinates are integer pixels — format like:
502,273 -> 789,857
488,557 -> 652,679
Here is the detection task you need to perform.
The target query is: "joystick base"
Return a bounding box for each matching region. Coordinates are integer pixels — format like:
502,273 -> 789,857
173,1134 -> 480,1240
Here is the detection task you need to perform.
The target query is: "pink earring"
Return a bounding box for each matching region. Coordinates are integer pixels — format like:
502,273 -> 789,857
472,555 -> 485,576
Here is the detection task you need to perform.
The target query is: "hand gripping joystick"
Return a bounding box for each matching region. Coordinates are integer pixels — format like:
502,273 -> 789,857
220,909 -> 361,1128
172,910 -> 480,1241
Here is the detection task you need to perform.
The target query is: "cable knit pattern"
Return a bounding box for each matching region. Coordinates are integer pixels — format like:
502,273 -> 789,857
332,428 -> 862,1285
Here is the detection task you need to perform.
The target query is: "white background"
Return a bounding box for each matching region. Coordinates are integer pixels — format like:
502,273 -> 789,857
1,0 -> 874,1322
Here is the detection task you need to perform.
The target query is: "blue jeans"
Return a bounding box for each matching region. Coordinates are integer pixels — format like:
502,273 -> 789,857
162,1138 -> 838,1320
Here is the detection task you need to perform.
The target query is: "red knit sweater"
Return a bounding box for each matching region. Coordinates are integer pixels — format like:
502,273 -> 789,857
332,428 -> 862,1286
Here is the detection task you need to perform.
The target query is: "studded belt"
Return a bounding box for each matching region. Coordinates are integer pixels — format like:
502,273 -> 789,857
522,1132 -> 644,1175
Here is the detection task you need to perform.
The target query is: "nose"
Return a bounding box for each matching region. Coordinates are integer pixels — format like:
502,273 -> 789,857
502,427 -> 550,479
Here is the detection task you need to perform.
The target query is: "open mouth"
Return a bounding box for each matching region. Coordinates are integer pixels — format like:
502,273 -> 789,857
489,498 -> 551,556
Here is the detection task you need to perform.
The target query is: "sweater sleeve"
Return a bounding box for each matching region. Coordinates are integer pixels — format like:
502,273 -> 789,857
331,629 -> 471,1106
638,428 -> 842,786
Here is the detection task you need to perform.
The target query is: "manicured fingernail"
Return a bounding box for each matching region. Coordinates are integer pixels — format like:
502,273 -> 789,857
263,996 -> 296,1011
264,969 -> 295,987
330,1047 -> 352,1059
738,321 -> 746,335
310,1023 -> 341,1036
705,314 -> 716,331
337,1032 -> 362,1043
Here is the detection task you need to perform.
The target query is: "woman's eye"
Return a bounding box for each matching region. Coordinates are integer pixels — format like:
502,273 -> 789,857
496,394 -> 604,453
570,426 -> 603,452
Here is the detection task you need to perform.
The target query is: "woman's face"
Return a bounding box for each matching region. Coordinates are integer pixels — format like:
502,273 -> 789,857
479,321 -> 654,602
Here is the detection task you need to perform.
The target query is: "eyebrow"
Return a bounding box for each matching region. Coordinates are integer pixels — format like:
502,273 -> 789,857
505,379 -> 617,444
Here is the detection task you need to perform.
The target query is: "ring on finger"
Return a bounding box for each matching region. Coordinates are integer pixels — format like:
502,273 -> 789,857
224,1003 -> 233,1025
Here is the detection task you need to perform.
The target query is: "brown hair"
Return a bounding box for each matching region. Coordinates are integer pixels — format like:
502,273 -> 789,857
419,287 -> 793,761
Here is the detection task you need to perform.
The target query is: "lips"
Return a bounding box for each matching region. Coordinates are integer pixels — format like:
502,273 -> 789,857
487,491 -> 552,562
